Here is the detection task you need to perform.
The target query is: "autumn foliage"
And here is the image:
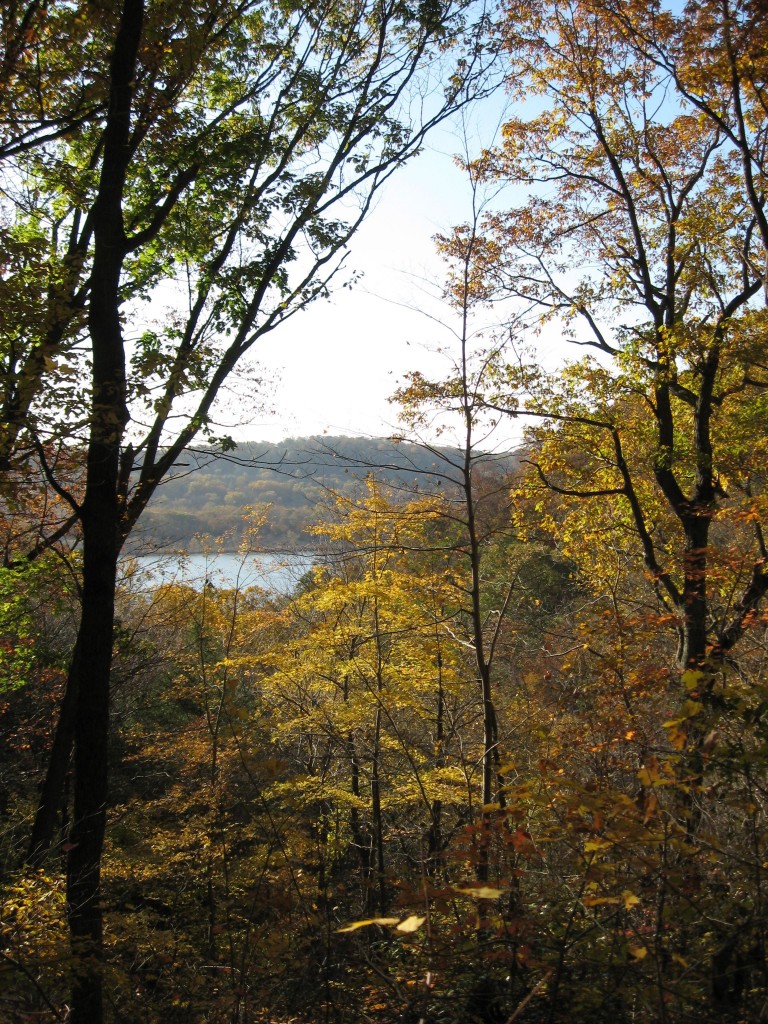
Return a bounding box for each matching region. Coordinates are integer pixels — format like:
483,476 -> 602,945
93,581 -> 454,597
3,0 -> 768,1022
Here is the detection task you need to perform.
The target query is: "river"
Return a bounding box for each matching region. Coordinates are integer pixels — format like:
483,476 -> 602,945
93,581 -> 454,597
123,551 -> 316,595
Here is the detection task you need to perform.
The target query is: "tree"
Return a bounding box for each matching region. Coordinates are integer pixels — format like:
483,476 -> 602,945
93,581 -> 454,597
265,482 -> 468,911
476,0 -> 768,694
443,7 -> 768,1012
3,3 -> 494,1019
394,159 -> 521,881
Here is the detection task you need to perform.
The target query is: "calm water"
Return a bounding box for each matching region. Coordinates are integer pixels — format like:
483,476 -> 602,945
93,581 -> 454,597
124,551 -> 315,595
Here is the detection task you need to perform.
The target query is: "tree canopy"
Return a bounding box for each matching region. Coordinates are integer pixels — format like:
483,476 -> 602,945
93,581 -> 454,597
0,2 -> 493,1021
4,3 -> 768,1024
465,0 -> 768,678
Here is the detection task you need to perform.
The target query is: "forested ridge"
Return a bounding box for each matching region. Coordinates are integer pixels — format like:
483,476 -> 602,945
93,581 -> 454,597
3,2 -> 768,1023
134,436 -> 518,550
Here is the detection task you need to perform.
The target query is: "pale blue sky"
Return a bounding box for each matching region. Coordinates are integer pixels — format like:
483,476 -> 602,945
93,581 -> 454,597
215,112 -> 527,449
228,138 -> 475,442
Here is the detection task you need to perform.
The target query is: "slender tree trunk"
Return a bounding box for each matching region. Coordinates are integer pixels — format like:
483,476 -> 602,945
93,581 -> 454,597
464,448 -> 497,883
370,704 -> 386,914
427,647 -> 444,873
348,731 -> 373,913
370,592 -> 388,914
456,293 -> 500,882
26,638 -> 80,865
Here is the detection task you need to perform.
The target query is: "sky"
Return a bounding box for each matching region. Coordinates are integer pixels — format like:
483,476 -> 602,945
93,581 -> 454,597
240,3 -> 693,452
213,115 -> 527,450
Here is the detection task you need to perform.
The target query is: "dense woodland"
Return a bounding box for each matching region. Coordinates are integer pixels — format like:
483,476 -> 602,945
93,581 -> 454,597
3,1 -> 768,1022
132,437 -> 517,550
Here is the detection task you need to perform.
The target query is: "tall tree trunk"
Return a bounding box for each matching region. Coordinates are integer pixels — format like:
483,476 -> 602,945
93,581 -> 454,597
67,484 -> 120,1023
370,593 -> 387,914
427,646 -> 444,873
348,731 -> 373,913
464,435 -> 497,884
64,4 -> 144,1020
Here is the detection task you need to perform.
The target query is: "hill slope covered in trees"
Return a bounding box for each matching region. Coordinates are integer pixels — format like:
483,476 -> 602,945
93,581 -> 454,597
134,435 -> 518,551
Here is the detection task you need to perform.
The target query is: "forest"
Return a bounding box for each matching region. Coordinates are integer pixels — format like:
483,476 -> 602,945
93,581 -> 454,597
2,1 -> 768,1023
130,436 -> 517,551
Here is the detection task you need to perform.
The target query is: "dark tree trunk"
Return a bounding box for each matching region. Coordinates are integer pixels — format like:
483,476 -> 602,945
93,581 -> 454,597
680,518 -> 712,818
370,704 -> 387,914
67,489 -> 120,1024
464,446 -> 497,884
26,638 -> 79,865
63,3 -> 144,1020
348,731 -> 373,913
427,648 -> 444,872
680,517 -> 711,671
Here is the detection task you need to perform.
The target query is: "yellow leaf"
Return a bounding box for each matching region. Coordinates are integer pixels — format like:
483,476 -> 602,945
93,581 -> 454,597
452,886 -> 506,900
396,915 -> 426,933
583,895 -> 619,907
681,669 -> 704,692
584,839 -> 610,852
622,890 -> 640,910
336,917 -> 399,933
628,945 -> 648,960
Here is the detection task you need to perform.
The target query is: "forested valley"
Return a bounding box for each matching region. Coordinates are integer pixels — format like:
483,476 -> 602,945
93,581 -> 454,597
129,436 -> 517,551
3,1 -> 768,1023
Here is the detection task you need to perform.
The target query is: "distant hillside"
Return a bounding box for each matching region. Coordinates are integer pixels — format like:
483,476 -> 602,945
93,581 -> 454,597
133,435 -> 517,551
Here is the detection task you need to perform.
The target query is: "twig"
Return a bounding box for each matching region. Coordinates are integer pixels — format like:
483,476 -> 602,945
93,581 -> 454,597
505,969 -> 553,1023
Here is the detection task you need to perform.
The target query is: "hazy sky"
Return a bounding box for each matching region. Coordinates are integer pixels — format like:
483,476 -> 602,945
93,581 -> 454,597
216,114 -> 523,448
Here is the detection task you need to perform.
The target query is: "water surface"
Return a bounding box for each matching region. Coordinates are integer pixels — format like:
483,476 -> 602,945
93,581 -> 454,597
124,551 -> 315,595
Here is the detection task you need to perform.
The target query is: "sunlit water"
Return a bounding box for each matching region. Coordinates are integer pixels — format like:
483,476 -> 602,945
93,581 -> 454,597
122,551 -> 315,595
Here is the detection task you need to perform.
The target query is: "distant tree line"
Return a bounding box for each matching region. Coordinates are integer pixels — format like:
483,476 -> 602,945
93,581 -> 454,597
133,436 -> 518,551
